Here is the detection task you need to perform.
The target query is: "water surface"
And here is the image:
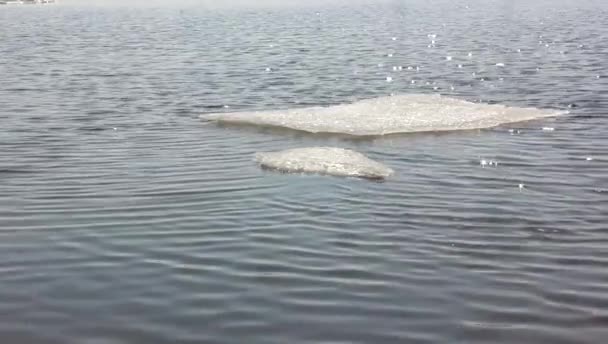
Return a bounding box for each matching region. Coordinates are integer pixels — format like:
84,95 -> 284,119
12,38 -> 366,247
1,1 -> 607,343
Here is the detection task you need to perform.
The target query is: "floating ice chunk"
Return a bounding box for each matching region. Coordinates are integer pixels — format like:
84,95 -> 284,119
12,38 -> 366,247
386,76 -> 393,82
468,52 -> 473,57
446,56 -> 452,61
265,67 -> 272,72
586,157 -> 593,161
255,147 -> 394,180
392,37 -> 397,41
542,127 -> 555,131
519,183 -> 525,190
496,63 -> 505,67
458,64 -> 463,68
202,94 -> 566,136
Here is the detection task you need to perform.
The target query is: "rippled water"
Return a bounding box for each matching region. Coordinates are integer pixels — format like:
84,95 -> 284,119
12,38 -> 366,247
1,1 -> 608,343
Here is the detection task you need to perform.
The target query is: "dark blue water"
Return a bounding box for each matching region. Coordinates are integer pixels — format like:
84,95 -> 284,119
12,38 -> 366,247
1,1 -> 607,343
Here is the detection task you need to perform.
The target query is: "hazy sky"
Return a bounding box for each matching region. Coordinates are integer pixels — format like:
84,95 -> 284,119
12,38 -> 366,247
59,0 -> 388,8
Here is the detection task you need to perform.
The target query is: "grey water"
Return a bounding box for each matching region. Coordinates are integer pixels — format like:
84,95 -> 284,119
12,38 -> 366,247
1,0 -> 607,343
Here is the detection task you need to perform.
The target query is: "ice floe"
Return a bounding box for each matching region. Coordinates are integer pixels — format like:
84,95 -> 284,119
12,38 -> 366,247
203,94 -> 565,136
255,147 -> 394,180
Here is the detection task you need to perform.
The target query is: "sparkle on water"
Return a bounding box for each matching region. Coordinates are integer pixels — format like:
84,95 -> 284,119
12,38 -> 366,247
203,94 -> 566,136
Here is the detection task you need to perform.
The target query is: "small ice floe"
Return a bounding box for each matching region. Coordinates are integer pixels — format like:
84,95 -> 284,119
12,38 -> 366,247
446,56 -> 452,61
458,64 -> 463,68
407,66 -> 413,70
428,34 -> 437,39
586,157 -> 594,161
265,67 -> 272,72
468,52 -> 473,57
496,62 -> 505,67
386,76 -> 393,82
392,37 -> 397,41
113,127 -> 117,131
542,127 -> 555,131
411,80 -> 416,84
387,53 -> 393,57
393,66 -> 398,71
508,128 -> 521,135
255,147 -> 394,180
398,66 -> 403,71
517,48 -> 522,53
519,183 -> 525,190
433,86 -> 439,91
597,75 -> 601,79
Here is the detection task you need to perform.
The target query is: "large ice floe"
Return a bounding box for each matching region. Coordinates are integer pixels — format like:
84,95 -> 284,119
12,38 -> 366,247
202,94 -> 565,136
255,147 -> 394,180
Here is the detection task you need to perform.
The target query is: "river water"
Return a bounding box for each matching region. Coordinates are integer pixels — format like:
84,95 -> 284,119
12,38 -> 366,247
1,1 -> 607,343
